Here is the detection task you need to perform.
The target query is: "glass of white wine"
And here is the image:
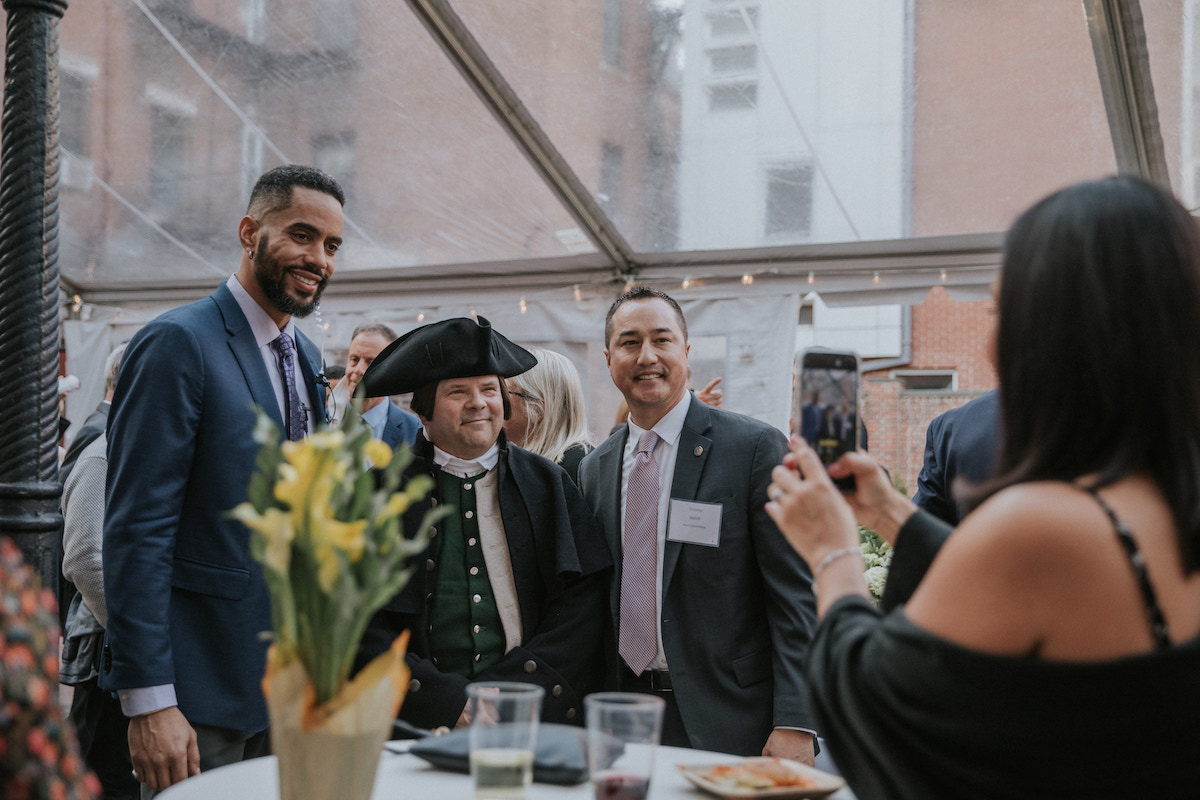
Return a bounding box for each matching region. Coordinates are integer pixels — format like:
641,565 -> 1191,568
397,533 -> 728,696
467,682 -> 544,800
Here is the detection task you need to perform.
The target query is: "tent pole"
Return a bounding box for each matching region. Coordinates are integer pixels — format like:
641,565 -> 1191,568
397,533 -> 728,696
405,0 -> 636,280
0,0 -> 69,592
1083,0 -> 1170,185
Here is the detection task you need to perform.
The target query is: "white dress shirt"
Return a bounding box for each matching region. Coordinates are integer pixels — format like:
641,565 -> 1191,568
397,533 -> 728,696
227,273 -> 309,435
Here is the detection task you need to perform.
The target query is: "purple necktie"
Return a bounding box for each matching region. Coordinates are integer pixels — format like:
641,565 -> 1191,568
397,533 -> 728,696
271,332 -> 307,442
620,430 -> 660,675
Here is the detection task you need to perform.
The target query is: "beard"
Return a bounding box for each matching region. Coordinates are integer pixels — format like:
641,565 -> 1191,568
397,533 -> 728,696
254,234 -> 327,318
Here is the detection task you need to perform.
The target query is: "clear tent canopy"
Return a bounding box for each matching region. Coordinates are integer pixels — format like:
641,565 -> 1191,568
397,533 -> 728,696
46,0 -> 1188,431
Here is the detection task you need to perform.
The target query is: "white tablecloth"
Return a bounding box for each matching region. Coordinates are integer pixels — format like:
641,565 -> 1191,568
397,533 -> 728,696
158,742 -> 857,799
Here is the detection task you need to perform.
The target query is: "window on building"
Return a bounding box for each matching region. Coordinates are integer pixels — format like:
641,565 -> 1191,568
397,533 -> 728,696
709,45 -> 757,75
60,72 -> 89,157
798,302 -> 814,326
709,7 -> 758,39
313,131 -> 355,201
603,0 -> 624,68
150,107 -> 187,215
765,163 -> 814,238
316,0 -> 357,51
242,0 -> 266,44
241,123 -> 264,201
893,370 -> 957,391
708,82 -> 757,111
599,142 -> 624,224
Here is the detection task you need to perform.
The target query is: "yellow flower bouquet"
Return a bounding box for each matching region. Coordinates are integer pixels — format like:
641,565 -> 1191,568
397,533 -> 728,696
231,403 -> 447,800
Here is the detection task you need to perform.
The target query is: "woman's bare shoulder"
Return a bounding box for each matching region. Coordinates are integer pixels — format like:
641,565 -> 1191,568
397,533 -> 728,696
955,481 -> 1102,554
906,481 -> 1116,654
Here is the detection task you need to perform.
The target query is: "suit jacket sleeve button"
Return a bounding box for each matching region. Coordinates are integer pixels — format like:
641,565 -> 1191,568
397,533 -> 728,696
566,708 -> 577,720
523,660 -> 537,673
409,678 -> 421,692
552,685 -> 563,697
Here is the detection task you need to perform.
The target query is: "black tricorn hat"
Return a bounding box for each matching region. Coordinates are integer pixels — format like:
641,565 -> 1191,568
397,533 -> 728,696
360,316 -> 537,397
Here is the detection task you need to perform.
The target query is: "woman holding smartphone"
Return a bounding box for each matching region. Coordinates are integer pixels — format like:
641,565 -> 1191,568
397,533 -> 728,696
765,176 -> 1200,799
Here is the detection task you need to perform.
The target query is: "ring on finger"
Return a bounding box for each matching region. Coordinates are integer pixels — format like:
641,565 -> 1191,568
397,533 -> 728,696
768,486 -> 784,502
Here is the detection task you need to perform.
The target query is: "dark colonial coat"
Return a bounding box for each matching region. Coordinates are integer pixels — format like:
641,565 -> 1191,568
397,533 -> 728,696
355,430 -> 611,730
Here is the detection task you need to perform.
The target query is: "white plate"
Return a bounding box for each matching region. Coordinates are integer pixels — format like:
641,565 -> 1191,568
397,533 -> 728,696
677,757 -> 845,800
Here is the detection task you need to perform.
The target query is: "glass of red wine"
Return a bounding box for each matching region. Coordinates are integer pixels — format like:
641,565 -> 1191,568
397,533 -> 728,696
585,693 -> 665,800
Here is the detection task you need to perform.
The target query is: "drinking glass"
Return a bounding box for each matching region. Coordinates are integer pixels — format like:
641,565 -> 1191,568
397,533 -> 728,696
586,692 -> 665,800
467,682 -> 544,800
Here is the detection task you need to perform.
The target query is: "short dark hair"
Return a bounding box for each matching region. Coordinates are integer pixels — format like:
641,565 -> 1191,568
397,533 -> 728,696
981,176 -> 1200,571
247,164 -> 345,218
410,378 -> 512,423
350,322 -> 397,343
603,287 -> 688,347
325,364 -> 346,381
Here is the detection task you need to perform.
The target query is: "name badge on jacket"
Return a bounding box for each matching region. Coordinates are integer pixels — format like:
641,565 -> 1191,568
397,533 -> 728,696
667,499 -> 722,547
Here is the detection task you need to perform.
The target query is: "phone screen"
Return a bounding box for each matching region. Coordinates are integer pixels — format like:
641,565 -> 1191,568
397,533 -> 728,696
794,350 -> 860,489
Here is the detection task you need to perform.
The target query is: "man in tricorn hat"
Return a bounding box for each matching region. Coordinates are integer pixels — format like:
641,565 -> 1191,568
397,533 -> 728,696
353,316 -> 611,729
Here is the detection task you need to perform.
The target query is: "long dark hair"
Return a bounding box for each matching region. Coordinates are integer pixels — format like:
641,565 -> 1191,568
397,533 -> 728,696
978,176 -> 1200,571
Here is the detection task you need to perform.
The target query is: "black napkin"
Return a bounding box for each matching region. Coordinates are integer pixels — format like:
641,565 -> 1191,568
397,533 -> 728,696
406,723 -> 623,785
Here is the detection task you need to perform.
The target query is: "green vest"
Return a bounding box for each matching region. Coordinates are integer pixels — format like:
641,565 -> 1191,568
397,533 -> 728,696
427,471 -> 507,677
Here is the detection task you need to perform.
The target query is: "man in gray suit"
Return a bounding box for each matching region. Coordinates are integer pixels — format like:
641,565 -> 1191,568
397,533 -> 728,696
578,288 -> 819,763
342,322 -> 420,447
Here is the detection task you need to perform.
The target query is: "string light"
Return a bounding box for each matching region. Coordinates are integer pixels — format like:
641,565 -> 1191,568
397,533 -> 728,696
741,274 -> 754,285
519,297 -> 527,314
417,313 -> 425,323
940,270 -> 947,282
469,308 -> 477,319
873,272 -> 881,284
71,293 -> 82,313
807,272 -> 814,285
681,277 -> 691,290
624,277 -> 635,292
574,285 -> 582,302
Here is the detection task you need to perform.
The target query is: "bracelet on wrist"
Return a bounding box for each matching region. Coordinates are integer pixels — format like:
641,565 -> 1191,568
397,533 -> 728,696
812,546 -> 863,579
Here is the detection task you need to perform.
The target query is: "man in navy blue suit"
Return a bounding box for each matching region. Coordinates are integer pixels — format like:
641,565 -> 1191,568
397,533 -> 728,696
342,322 -> 420,447
101,165 -> 344,795
911,389 -> 1001,526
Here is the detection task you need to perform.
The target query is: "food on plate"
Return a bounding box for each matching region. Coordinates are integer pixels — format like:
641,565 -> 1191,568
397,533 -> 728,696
702,759 -> 819,790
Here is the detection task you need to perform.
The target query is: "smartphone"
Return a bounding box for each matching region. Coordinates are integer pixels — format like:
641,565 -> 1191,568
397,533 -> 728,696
793,348 -> 861,490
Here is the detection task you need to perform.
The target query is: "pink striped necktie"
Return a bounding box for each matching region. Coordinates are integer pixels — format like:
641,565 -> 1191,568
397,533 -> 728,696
620,429 -> 660,676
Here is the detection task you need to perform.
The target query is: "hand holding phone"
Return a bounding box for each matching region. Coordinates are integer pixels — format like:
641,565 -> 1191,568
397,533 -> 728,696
793,348 -> 861,490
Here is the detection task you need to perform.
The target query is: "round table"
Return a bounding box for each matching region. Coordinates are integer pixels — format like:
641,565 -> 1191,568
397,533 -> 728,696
157,742 -> 858,799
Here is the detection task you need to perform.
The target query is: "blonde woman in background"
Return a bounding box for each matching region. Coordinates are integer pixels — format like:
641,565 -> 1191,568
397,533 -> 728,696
505,347 -> 595,484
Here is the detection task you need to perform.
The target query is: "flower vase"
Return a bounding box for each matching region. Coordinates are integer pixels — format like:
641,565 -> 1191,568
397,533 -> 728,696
263,633 -> 410,800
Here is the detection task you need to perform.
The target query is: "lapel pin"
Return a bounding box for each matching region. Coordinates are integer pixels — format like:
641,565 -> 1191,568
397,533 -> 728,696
694,446 -> 703,456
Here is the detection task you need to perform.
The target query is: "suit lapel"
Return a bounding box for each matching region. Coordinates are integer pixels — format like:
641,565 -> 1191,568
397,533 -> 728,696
596,429 -> 628,563
213,284 -> 284,427
663,400 -> 713,592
